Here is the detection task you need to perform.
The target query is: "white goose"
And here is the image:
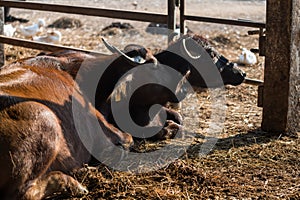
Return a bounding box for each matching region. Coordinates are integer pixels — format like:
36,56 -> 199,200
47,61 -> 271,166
33,30 -> 62,44
4,24 -> 16,37
19,18 -> 46,38
238,48 -> 257,65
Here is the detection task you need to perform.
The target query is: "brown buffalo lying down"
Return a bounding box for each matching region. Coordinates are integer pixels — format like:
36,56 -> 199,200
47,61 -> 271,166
0,62 -> 135,199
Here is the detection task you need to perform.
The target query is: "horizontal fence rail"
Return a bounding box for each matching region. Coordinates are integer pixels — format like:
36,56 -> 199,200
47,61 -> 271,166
0,35 -> 105,55
0,1 -> 167,23
183,15 -> 266,28
179,0 -> 265,29
244,78 -> 264,86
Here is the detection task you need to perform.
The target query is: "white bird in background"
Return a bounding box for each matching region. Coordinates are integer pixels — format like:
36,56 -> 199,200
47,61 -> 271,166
4,24 -> 16,37
33,30 -> 62,44
19,18 -> 46,38
238,48 -> 257,65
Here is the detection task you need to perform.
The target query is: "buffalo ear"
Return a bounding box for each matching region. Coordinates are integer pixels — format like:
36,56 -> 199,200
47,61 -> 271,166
124,44 -> 145,52
124,45 -> 158,66
36,51 -> 50,56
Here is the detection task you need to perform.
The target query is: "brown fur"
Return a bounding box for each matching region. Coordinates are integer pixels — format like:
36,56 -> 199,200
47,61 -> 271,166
0,63 -> 133,199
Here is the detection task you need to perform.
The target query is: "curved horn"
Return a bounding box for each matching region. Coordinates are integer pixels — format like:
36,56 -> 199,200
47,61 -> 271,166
175,70 -> 191,94
102,38 -> 147,64
182,38 -> 201,60
102,37 -> 118,53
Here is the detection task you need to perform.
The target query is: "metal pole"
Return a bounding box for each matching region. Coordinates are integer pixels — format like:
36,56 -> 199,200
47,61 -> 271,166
0,2 -> 4,67
168,0 -> 176,43
179,0 -> 186,34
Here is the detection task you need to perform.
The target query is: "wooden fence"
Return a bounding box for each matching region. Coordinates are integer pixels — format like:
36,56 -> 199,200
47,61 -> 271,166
0,0 -> 170,60
0,0 -> 266,58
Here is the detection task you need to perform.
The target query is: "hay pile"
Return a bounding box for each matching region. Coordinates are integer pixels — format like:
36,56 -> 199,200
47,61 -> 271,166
66,134 -> 299,200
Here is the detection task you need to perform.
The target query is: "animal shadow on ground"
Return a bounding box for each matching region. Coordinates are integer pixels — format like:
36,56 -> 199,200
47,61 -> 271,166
88,127 -> 282,168
186,128 -> 284,157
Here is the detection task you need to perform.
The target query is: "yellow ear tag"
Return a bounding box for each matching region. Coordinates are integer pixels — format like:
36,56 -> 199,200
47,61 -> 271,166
113,90 -> 121,102
112,74 -> 133,102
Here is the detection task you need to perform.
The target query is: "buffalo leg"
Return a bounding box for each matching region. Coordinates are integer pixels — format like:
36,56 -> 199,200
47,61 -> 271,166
0,101 -> 86,200
23,171 -> 88,200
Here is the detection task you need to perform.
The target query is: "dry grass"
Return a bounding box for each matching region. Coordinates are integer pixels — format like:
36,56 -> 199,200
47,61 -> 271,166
66,134 -> 299,200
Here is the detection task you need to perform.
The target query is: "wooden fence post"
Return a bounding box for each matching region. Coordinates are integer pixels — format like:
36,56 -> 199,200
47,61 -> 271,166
262,0 -> 300,135
0,3 -> 4,67
287,0 -> 300,135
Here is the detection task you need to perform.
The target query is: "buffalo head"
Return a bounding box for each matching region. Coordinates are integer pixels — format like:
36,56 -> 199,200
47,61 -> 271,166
104,45 -> 191,127
154,34 -> 246,88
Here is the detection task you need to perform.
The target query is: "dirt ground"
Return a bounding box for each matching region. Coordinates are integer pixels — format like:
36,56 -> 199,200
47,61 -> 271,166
4,0 -> 300,199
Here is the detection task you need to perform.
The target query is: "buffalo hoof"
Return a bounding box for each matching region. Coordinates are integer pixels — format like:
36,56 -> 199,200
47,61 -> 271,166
164,107 -> 183,125
161,120 -> 183,140
148,108 -> 183,141
147,119 -> 182,141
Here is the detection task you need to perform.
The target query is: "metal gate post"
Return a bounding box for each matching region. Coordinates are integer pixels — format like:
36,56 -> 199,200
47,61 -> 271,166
0,2 -> 4,67
179,0 -> 186,34
168,0 -> 176,42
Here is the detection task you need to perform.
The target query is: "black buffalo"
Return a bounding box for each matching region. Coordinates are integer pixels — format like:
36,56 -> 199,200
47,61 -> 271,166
125,34 -> 246,88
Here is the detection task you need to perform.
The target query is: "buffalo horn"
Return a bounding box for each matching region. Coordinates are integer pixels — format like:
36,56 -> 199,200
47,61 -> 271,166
175,70 -> 191,95
102,38 -> 146,64
182,38 -> 201,60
